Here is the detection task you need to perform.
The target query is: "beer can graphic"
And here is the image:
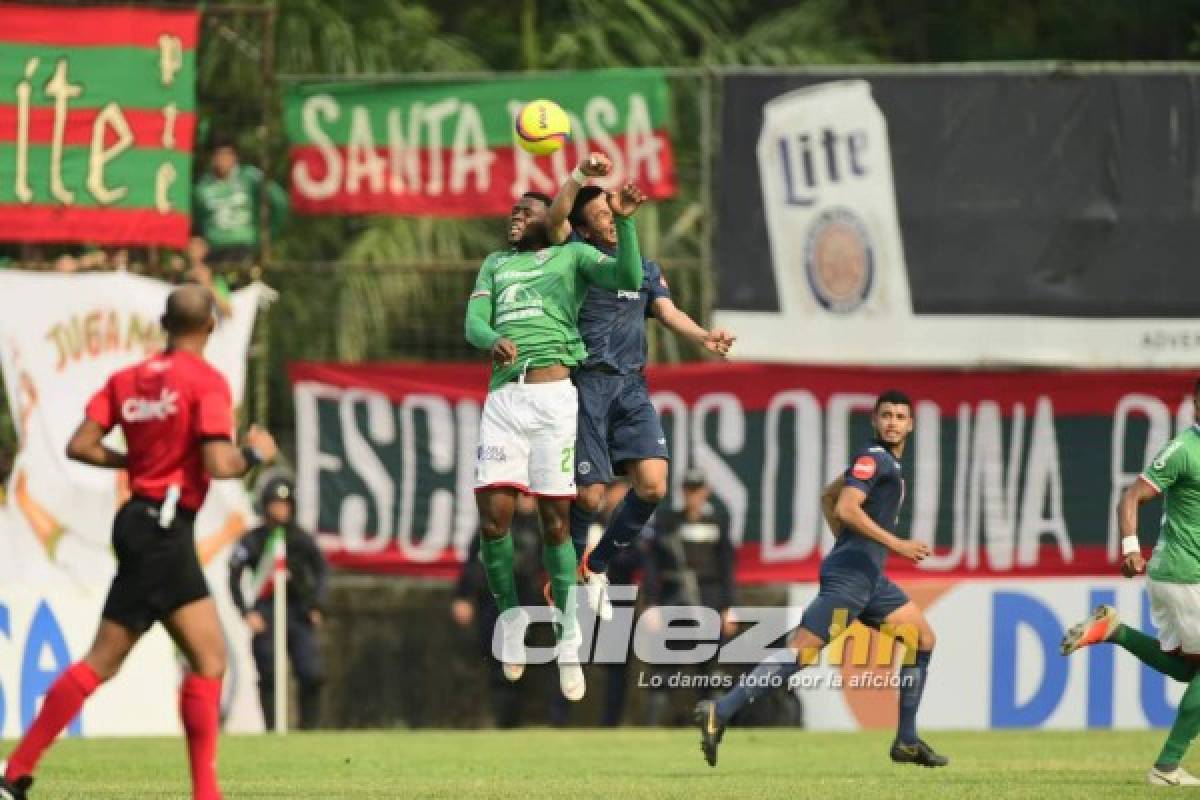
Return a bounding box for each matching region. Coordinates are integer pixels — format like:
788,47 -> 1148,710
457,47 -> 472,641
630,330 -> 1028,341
756,80 -> 913,318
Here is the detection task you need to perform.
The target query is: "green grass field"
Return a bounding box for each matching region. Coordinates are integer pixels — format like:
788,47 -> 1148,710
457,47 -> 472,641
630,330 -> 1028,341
4,728 -> 1191,799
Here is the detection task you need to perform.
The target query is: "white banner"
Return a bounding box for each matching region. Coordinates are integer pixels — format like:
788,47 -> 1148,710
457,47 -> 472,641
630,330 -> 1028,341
786,578 -> 1182,730
0,272 -> 266,736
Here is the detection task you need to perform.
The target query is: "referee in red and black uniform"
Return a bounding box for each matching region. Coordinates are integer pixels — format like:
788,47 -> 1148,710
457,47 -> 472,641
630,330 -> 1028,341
1,285 -> 276,800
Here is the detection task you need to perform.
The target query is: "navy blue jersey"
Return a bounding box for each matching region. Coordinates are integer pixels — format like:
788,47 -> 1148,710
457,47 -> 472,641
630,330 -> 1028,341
574,237 -> 671,373
826,442 -> 906,573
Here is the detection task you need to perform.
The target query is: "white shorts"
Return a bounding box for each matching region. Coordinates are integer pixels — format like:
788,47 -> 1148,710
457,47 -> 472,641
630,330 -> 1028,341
1148,578 -> 1200,654
474,378 -> 578,497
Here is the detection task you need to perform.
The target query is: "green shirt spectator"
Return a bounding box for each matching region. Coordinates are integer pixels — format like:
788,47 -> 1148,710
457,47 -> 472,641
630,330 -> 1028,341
192,138 -> 288,263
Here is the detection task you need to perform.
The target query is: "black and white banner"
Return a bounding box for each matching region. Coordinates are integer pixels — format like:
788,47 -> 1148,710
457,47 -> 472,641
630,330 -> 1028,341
716,69 -> 1200,366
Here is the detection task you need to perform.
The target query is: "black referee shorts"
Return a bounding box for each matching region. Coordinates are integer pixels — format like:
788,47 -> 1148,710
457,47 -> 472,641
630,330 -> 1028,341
101,496 -> 210,634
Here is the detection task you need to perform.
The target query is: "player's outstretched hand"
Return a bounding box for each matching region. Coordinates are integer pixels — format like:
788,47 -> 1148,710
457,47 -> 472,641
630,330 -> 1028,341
492,337 -> 518,366
578,153 -> 612,178
894,539 -> 931,563
608,183 -> 646,217
702,328 -> 737,357
1121,552 -> 1146,578
245,425 -> 277,465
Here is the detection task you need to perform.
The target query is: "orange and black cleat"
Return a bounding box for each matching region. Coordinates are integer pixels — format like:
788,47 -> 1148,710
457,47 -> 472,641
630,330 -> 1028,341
1060,604 -> 1120,656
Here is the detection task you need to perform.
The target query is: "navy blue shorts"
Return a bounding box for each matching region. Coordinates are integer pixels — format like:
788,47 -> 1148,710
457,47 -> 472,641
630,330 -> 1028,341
573,369 -> 668,486
799,553 -> 910,641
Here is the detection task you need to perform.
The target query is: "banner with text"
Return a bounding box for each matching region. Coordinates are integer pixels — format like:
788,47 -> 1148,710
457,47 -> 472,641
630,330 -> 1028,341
284,69 -> 675,217
717,71 -> 1200,366
788,579 -> 1184,730
0,272 -> 266,736
0,3 -> 197,246
292,361 -> 1191,582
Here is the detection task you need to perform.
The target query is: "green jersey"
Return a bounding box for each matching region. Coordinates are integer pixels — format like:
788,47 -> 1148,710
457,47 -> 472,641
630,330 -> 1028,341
465,215 -> 643,389
1143,425 -> 1200,583
192,165 -> 288,249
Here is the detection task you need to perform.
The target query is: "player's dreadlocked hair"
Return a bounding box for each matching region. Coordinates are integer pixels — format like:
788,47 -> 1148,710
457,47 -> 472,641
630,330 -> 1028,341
568,186 -> 606,230
874,389 -> 913,413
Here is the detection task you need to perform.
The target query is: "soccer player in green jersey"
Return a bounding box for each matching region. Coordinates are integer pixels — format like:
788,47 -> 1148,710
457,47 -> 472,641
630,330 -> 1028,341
465,183 -> 646,702
1063,378 -> 1200,786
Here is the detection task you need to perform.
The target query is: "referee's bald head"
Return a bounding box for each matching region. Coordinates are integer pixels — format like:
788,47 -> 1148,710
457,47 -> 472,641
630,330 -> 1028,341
162,284 -> 215,336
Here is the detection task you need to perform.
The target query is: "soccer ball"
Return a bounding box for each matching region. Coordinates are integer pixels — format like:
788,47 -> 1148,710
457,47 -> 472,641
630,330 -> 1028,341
514,99 -> 570,156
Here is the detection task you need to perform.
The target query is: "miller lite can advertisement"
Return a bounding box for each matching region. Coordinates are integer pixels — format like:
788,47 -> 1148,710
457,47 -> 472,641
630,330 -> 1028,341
717,71 -> 1200,368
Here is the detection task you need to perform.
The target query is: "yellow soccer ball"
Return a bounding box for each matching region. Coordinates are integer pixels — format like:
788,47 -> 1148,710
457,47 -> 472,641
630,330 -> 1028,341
514,99 -> 570,156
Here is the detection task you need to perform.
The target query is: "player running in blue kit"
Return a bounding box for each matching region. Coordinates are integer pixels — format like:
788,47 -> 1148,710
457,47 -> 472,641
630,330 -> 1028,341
694,390 -> 948,768
545,155 -> 735,617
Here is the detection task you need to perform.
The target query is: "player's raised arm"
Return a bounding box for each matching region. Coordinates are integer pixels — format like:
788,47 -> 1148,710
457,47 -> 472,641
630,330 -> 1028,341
547,154 -> 611,244
577,183 -> 645,291
652,296 -> 736,356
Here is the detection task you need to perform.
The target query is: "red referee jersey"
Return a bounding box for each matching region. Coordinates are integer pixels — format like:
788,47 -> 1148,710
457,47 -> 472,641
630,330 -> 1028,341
86,349 -> 234,512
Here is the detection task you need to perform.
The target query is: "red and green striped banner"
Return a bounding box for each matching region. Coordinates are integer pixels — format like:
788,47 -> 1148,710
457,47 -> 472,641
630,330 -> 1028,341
285,69 -> 676,217
0,3 -> 197,246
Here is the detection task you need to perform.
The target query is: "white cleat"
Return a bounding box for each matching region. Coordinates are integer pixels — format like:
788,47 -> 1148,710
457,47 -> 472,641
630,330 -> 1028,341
557,628 -> 587,702
578,549 -> 614,621
1148,766 -> 1200,786
497,607 -> 529,682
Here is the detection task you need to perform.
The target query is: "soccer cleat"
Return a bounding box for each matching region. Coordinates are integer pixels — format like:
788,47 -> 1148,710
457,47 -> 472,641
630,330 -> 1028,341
1148,766 -> 1200,786
1142,767 -> 1200,786
695,700 -> 725,767
1060,604 -> 1120,656
890,739 -> 949,768
578,547 -> 614,621
497,607 -> 529,682
556,627 -> 586,702
0,773 -> 33,800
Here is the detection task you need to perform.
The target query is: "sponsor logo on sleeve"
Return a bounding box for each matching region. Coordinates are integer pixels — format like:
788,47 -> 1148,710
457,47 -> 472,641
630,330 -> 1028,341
851,454 -> 876,480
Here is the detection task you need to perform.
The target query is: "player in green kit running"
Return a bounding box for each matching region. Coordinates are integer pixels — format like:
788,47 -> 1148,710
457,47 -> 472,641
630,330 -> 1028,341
1062,378 -> 1200,787
465,183 -> 646,703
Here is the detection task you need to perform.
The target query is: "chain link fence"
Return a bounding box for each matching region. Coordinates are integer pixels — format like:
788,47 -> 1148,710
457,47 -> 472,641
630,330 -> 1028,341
254,256 -> 712,440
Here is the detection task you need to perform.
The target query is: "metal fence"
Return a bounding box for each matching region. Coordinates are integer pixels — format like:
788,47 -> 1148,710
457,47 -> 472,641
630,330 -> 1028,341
255,256 -> 712,439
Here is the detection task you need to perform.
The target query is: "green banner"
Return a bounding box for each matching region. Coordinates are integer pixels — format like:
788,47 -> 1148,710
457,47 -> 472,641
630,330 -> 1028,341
0,3 -> 198,246
285,69 -> 676,217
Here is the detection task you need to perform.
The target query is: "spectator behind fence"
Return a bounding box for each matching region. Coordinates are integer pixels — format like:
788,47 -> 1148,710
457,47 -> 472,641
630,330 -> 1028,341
229,475 -> 328,730
453,491 -> 565,727
192,136 -> 287,264
640,467 -> 735,725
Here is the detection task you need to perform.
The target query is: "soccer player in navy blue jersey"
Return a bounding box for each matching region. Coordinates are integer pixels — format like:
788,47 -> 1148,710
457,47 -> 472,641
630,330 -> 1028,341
545,155 -> 735,620
695,390 -> 948,769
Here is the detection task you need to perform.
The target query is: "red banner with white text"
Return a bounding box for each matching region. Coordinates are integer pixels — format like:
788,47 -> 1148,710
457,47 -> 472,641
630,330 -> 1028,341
291,361 -> 1194,582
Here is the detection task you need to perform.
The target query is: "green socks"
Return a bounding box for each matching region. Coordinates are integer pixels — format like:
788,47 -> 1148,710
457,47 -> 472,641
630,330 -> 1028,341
480,533 -> 519,613
543,539 -> 578,642
1158,672 -> 1200,768
1111,624 -> 1197,683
